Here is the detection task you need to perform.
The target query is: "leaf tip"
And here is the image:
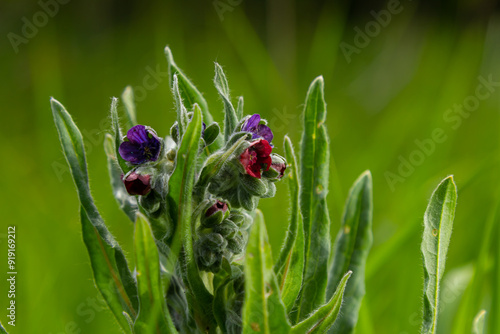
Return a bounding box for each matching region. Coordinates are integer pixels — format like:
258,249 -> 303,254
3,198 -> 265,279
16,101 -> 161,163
164,45 -> 173,60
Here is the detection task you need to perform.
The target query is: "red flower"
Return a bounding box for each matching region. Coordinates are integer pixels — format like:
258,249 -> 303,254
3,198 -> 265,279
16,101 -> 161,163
123,172 -> 151,195
240,139 -> 272,178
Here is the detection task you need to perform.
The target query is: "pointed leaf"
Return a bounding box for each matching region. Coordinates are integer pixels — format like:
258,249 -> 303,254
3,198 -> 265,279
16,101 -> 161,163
104,134 -> 138,222
81,209 -> 135,333
274,136 -> 304,315
327,170 -> 373,333
196,134 -> 250,189
0,321 -> 8,334
164,46 -> 222,151
167,105 -> 216,331
133,213 -> 177,334
121,86 -> 137,129
51,98 -> 138,328
110,98 -> 130,174
421,176 -> 457,334
296,76 -> 331,320
472,310 -> 486,334
236,96 -> 244,120
291,271 -> 352,334
214,62 -> 239,142
242,211 -> 292,334
172,74 -> 189,139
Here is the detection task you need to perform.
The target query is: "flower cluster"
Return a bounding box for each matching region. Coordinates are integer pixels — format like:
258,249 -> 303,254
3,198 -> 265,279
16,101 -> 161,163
194,201 -> 251,272
116,111 -> 285,272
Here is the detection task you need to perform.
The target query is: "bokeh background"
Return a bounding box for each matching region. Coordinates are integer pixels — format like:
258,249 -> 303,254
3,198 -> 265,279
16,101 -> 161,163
1,0 -> 500,333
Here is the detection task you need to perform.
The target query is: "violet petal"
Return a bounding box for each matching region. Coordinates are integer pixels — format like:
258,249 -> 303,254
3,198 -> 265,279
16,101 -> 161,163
242,114 -> 260,131
127,125 -> 149,144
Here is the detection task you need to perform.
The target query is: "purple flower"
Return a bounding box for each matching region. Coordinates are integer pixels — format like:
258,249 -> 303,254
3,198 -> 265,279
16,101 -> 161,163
119,125 -> 161,165
123,172 -> 151,196
241,114 -> 273,143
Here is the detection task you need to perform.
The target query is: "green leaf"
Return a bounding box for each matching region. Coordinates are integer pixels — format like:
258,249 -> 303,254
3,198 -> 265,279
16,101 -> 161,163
291,271 -> 352,334
104,134 -> 138,222
51,98 -> 138,329
110,97 -> 130,174
236,96 -> 244,120
133,213 -> 177,334
81,209 -> 135,333
167,104 -> 216,332
121,85 -> 137,129
0,320 -> 8,334
421,176 -> 457,334
164,46 -> 222,150
273,136 -> 304,315
327,170 -> 373,333
196,134 -> 250,190
242,210 -> 292,334
472,310 -> 486,334
295,76 -> 331,320
214,62 -> 239,142
203,122 -> 221,147
212,259 -> 236,333
172,74 -> 190,139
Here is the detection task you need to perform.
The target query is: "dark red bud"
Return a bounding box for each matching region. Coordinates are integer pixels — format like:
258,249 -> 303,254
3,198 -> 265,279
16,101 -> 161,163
123,172 -> 151,196
205,200 -> 229,217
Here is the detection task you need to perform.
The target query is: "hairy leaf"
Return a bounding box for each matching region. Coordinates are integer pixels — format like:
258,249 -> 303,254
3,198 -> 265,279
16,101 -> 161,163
296,76 -> 331,320
51,98 -> 138,330
274,136 -> 304,315
167,104 -> 216,331
104,134 -> 138,222
133,213 -> 177,333
328,170 -> 373,333
164,46 -> 222,151
121,85 -> 137,129
421,176 -> 457,334
291,271 -> 352,334
110,97 -> 130,174
214,62 -> 239,142
242,211 -> 292,334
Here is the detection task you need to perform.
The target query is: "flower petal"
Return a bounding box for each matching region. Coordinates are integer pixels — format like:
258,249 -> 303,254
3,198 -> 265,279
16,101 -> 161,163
242,114 -> 261,131
123,172 -> 151,195
255,124 -> 273,142
127,125 -> 149,144
252,139 -> 273,157
119,141 -> 147,164
271,162 -> 286,178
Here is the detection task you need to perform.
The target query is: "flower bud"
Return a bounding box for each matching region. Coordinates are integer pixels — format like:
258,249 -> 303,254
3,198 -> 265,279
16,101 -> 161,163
263,154 -> 287,180
195,232 -> 227,273
201,200 -> 229,228
123,172 -> 151,196
227,231 -> 246,255
213,220 -> 238,239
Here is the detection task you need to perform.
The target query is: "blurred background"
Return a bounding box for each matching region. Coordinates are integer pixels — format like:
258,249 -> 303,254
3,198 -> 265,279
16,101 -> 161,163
1,0 -> 500,333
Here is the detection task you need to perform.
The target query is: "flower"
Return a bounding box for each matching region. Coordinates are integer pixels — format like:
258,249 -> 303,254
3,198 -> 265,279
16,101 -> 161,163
205,200 -> 229,217
240,139 -> 272,178
123,172 -> 151,196
119,125 -> 161,165
271,161 -> 286,179
241,114 -> 273,143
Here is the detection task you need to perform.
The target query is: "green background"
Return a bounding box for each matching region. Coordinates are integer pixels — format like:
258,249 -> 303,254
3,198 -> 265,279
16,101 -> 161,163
1,0 -> 499,333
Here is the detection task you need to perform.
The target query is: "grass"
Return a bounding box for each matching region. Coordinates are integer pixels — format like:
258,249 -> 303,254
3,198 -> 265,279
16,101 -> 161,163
1,1 -> 499,333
